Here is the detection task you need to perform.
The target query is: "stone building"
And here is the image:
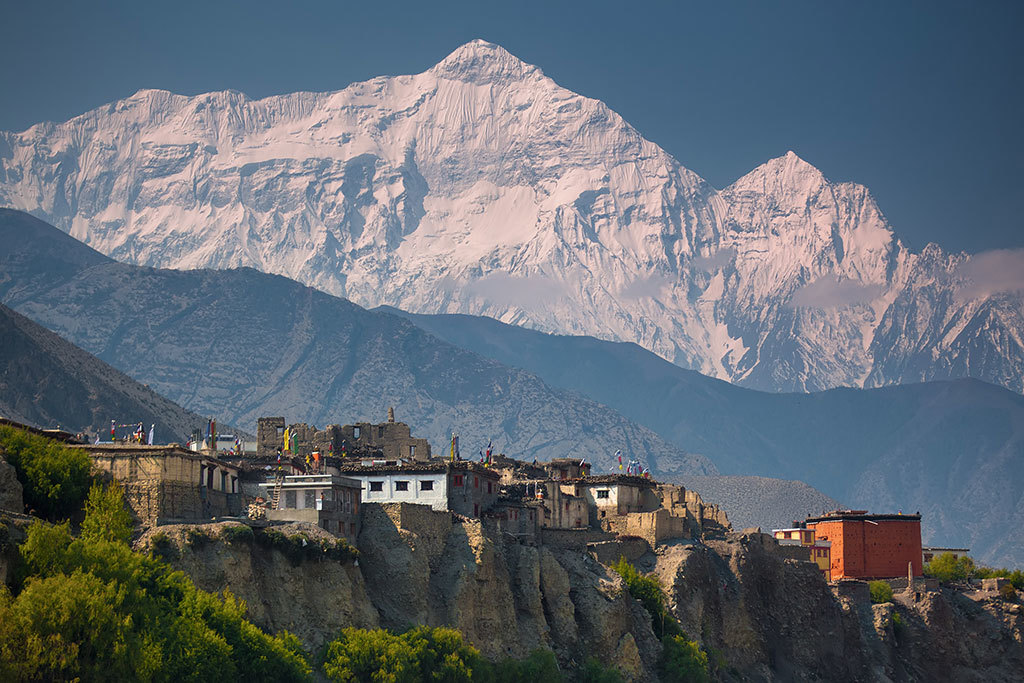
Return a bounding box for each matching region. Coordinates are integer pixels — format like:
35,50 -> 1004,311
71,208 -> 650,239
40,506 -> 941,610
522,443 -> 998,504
339,461 -> 500,518
258,473 -> 362,543
73,443 -> 242,525
773,524 -> 832,581
544,458 -> 592,481
257,408 -> 431,462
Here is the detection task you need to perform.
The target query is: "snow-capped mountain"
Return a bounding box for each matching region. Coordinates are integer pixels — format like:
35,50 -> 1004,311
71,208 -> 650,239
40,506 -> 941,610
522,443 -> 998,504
2,39 -> 1022,393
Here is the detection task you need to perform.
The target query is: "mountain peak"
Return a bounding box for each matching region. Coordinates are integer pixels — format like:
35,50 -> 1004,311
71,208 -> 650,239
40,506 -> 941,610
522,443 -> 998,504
729,150 -> 827,193
431,39 -> 540,84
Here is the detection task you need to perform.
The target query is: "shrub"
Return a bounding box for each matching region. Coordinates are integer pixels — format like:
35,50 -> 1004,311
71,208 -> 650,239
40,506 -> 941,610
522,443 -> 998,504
255,528 -> 358,566
0,425 -> 93,520
80,481 -> 134,544
221,524 -> 255,546
974,566 -> 1024,590
661,634 -> 710,683
869,580 -> 894,604
999,584 -> 1017,601
6,520 -> 311,681
321,625 -> 485,682
577,656 -> 625,683
611,556 -> 681,638
185,527 -> 214,549
149,531 -> 179,562
489,648 -> 564,682
923,553 -> 974,582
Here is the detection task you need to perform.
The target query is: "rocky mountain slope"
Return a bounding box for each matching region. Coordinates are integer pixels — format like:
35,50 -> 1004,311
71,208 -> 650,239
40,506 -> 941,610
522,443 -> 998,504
0,302 -> 208,442
388,307 -> 1024,566
139,516 -> 1024,682
2,40 -> 1022,394
0,209 -> 713,477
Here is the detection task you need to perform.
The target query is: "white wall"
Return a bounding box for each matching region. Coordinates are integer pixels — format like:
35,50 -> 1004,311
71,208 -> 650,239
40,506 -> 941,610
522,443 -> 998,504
348,472 -> 449,511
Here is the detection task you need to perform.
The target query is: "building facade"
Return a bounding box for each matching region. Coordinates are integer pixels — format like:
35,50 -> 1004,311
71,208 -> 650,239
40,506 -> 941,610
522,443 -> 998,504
807,511 -> 922,580
258,474 -> 361,542
340,461 -> 500,518
773,525 -> 833,581
257,408 -> 431,462
74,443 -> 242,525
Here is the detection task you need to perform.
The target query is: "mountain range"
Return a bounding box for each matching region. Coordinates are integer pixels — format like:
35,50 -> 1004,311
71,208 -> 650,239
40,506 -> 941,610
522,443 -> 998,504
0,301 -> 205,442
2,40 -> 1022,394
1,208 -> 1021,565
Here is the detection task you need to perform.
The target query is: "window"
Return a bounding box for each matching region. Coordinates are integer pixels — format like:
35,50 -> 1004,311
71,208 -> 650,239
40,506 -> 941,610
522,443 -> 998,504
487,482 -> 493,494
369,481 -> 383,492
285,490 -> 297,509
395,481 -> 409,492
350,522 -> 356,536
474,476 -> 479,488
473,503 -> 479,517
410,445 -> 416,457
421,480 -> 434,491
221,471 -> 227,491
596,489 -> 610,499
304,490 -> 315,509
453,475 -> 464,487
277,426 -> 284,436
353,427 -> 361,439
378,425 -> 385,438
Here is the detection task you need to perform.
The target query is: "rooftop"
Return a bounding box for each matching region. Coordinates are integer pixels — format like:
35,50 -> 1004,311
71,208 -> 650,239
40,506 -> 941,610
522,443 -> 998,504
806,511 -> 921,523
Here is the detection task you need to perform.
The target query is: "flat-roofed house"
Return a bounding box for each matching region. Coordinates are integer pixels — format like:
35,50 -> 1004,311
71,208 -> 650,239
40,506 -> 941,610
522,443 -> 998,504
259,474 -> 361,543
340,461 -> 500,518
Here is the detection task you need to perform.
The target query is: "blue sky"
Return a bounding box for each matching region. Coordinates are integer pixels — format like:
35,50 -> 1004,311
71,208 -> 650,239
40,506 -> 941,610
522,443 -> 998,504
1,0 -> 1020,252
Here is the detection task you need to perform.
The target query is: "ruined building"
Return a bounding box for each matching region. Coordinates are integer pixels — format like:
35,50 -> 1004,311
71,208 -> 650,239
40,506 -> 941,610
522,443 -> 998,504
256,407 -> 431,462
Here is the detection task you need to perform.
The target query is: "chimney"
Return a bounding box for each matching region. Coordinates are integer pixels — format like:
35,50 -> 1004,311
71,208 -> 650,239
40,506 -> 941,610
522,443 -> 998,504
387,406 -> 395,423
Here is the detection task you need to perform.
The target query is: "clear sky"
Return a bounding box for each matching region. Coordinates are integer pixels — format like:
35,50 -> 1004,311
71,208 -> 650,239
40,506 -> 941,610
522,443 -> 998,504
1,0 -> 1021,253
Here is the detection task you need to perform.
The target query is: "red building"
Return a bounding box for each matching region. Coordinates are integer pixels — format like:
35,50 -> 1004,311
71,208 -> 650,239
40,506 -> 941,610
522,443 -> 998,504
806,510 -> 922,580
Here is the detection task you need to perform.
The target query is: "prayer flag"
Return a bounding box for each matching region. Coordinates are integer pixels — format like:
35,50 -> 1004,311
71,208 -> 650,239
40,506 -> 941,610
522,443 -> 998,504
283,427 -> 291,453
148,424 -> 155,445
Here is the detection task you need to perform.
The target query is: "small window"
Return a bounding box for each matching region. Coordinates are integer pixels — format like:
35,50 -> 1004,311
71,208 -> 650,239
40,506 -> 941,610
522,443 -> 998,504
369,481 -> 383,492
474,476 -> 479,488
473,503 -> 479,517
596,489 -> 610,499
378,425 -> 385,438
276,426 -> 284,436
350,522 -> 356,536
421,480 -> 434,491
410,445 -> 416,457
304,490 -> 315,508
487,481 -> 493,494
395,481 -> 409,492
353,427 -> 361,439
285,490 -> 297,509
454,474 -> 464,487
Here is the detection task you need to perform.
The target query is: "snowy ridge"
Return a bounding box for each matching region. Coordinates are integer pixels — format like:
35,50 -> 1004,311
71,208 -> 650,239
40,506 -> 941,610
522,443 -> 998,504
2,39 -> 1022,393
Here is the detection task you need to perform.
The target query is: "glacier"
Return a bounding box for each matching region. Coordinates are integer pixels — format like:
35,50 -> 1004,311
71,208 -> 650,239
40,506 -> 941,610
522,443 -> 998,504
1,39 -> 1022,393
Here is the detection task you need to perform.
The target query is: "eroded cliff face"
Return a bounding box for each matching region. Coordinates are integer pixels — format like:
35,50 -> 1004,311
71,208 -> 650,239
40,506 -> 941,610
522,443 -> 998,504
138,515 -> 1024,682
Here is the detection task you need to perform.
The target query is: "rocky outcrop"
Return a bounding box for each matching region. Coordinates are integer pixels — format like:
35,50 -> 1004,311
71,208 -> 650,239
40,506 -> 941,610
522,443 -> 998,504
140,516 -> 1024,681
0,451 -> 22,513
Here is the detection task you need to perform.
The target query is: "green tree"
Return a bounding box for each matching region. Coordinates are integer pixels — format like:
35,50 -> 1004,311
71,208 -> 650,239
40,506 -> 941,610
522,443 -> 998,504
661,635 -> 710,683
321,626 -> 487,682
924,553 -> 974,582
610,556 -> 681,638
4,520 -> 311,681
0,425 -> 93,520
868,580 -> 894,604
81,481 -> 134,544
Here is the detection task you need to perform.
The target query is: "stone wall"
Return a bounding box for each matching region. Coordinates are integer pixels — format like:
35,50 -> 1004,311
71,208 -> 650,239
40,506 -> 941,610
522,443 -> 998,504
122,480 -> 240,527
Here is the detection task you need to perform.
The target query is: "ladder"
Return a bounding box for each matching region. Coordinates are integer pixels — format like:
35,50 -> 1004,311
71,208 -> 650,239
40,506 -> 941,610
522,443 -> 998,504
270,470 -> 284,510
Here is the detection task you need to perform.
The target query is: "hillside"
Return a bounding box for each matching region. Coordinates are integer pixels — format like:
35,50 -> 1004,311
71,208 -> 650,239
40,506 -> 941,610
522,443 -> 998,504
2,40 -> 1022,394
0,209 -> 713,477
387,307 -> 1024,566
0,302 -> 207,442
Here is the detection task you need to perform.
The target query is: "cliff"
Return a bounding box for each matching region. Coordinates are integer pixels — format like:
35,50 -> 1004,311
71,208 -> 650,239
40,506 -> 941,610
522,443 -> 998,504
137,513 -> 1024,681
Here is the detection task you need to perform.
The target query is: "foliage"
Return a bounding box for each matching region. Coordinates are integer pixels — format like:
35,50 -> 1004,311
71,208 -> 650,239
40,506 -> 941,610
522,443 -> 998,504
489,648 -> 565,682
869,580 -> 894,604
221,524 -> 255,545
255,528 -> 358,565
611,557 -> 710,681
184,527 -> 214,549
973,566 -> 1024,590
923,552 -> 975,582
661,634 -> 710,683
610,556 -> 682,638
999,584 -> 1017,601
576,656 -> 625,683
0,425 -> 93,520
0,520 -> 311,681
891,611 -> 905,631
321,625 -> 485,682
80,480 -> 134,544
149,532 -> 179,562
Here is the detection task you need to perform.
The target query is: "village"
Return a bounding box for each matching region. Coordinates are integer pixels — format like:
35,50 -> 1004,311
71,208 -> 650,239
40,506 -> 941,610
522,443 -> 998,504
8,408 -> 991,596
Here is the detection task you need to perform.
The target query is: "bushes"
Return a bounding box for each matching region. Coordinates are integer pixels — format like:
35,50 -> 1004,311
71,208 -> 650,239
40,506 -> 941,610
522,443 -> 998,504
923,552 -> 975,582
0,425 -> 93,520
869,580 -> 894,604
322,625 -> 484,682
221,524 -> 255,546
2,519 -> 311,681
611,557 -> 710,681
185,527 -> 214,549
150,531 -> 179,562
973,566 -> 1024,590
255,528 -> 358,566
80,481 -> 134,544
